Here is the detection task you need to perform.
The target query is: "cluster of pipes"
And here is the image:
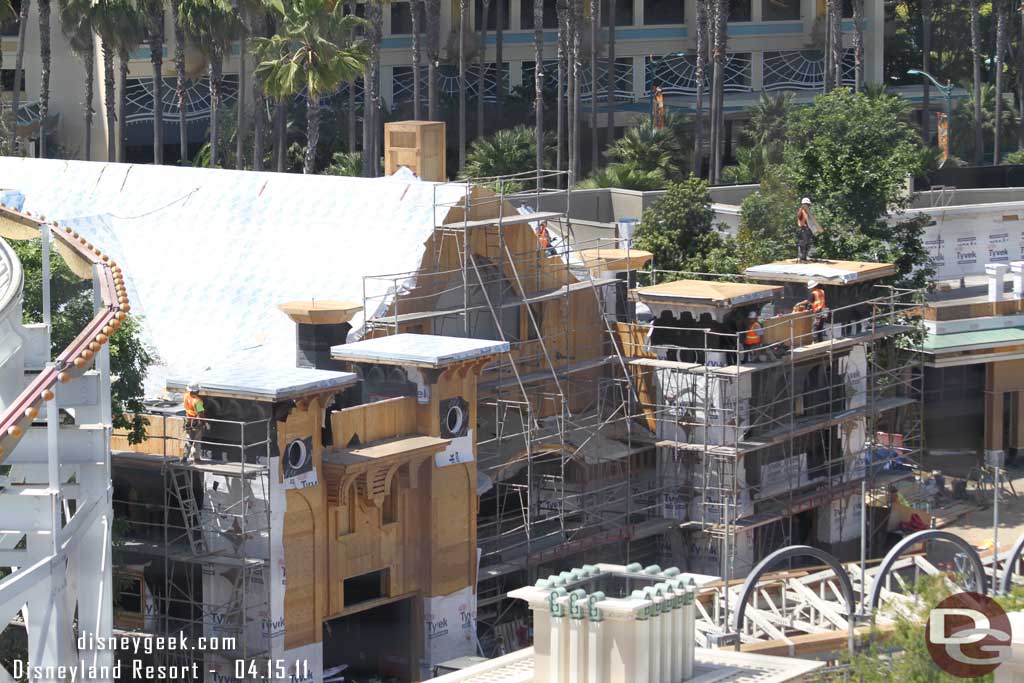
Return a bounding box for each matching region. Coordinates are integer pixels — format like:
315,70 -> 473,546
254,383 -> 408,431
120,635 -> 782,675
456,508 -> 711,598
511,563 -> 699,683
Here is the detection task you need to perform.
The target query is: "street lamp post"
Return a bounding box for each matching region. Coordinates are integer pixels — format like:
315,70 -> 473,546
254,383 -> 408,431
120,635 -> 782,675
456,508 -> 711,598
908,69 -> 954,157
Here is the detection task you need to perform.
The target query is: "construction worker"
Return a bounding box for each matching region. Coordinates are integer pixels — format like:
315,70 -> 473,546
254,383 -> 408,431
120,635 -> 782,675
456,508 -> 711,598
796,280 -> 827,341
183,382 -> 206,462
536,221 -> 556,256
653,86 -> 666,130
796,197 -> 814,262
744,310 -> 763,349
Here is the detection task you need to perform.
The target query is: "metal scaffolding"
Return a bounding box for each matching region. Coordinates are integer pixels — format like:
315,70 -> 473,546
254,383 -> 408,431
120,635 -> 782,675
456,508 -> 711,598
358,172 -> 924,653
111,415 -> 273,673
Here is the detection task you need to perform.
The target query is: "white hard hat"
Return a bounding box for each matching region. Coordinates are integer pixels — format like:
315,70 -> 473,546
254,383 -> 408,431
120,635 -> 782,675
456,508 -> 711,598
748,310 -> 758,319
807,280 -> 819,289
187,382 -> 200,392
801,197 -> 812,205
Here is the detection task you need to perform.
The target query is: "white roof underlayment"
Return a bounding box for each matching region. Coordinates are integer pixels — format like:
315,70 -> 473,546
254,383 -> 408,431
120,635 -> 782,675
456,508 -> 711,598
0,157 -> 468,397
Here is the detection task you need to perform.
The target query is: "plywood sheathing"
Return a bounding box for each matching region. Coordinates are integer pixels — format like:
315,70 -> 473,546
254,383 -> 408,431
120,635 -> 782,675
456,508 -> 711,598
744,259 -> 897,286
577,248 -> 654,273
634,280 -> 782,309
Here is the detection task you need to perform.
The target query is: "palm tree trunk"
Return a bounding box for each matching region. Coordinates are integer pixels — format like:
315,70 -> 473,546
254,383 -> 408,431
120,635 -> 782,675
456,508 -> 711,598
830,0 -> 842,88
209,54 -> 223,167
411,0 -> 421,120
605,0 -> 615,155
365,0 -> 383,176
172,0 -> 187,164
852,0 -> 863,92
589,0 -> 598,173
274,99 -> 285,172
709,0 -> 725,183
253,87 -> 264,170
970,0 -> 984,164
84,40 -> 94,161
478,0 -> 490,141
556,0 -> 567,182
9,0 -> 29,155
305,96 -> 319,174
118,48 -> 129,163
236,6 -> 247,170
347,0 -> 358,147
533,0 -> 544,183
571,0 -> 581,184
922,0 -> 932,144
103,40 -> 116,161
995,0 -> 1006,164
458,0 -> 467,170
426,0 -> 440,120
693,0 -> 707,176
1019,10 -> 1024,148
38,0 -> 50,158
495,0 -> 504,121
150,3 -> 165,165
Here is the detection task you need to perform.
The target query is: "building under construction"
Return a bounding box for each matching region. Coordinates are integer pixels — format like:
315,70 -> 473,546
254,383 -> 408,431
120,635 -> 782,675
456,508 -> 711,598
0,153 -> 924,682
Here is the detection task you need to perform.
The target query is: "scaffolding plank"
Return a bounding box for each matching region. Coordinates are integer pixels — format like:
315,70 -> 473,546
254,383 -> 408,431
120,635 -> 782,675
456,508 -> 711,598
788,325 -> 914,361
438,211 -> 564,230
478,355 -> 619,391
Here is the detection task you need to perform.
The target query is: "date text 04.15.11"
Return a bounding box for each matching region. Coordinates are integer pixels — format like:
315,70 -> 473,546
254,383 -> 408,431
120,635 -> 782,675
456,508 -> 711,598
233,659 -> 310,680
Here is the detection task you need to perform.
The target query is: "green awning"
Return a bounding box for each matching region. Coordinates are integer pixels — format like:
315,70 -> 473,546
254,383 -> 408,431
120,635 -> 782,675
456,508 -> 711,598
924,326 -> 1024,353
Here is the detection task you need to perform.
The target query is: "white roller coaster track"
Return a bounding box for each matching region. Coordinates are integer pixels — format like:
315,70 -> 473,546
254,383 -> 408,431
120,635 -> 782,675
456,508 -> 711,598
0,205 -> 125,683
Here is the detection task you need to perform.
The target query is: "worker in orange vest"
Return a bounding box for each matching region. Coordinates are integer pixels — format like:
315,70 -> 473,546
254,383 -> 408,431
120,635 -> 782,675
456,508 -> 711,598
744,310 -> 763,348
796,280 -> 827,341
184,382 -> 206,462
537,221 -> 556,256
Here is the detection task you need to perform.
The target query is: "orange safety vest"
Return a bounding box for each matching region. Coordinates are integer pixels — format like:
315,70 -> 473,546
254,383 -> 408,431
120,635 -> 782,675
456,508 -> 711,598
184,392 -> 204,419
537,222 -> 550,249
744,321 -> 763,346
797,206 -> 810,229
810,288 -> 826,313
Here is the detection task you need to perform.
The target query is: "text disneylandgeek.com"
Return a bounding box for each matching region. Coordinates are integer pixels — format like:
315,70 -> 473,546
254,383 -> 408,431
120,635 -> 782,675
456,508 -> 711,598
10,634 -> 312,681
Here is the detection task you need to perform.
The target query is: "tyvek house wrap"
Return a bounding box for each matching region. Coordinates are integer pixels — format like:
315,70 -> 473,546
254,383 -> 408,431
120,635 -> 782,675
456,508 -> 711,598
0,157 -> 468,397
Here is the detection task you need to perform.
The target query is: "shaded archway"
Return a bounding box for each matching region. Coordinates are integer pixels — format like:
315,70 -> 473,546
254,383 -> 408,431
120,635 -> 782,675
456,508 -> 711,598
867,529 -> 987,611
731,545 -> 856,653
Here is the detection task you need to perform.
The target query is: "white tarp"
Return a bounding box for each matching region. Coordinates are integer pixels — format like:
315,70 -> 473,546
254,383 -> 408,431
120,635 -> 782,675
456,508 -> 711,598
0,158 -> 468,397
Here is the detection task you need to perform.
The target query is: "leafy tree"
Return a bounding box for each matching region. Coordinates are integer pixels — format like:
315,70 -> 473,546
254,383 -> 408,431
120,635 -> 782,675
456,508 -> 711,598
459,125 -> 555,191
254,0 -> 368,175
576,164 -> 667,191
11,239 -> 152,443
633,176 -> 733,274
325,150 -> 363,176
735,171 -> 798,270
603,113 -> 692,185
784,88 -> 933,288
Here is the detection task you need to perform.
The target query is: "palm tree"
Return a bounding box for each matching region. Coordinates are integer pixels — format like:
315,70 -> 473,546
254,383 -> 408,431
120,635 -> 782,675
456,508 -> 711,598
9,0 -> 30,154
588,0 -> 598,172
255,0 -> 368,174
91,0 -> 143,161
533,0 -> 543,181
179,0 -> 240,167
458,0 -> 467,170
605,0 -> 615,156
170,0 -> 187,163
410,0 -> 421,120
828,0 -> 842,89
995,0 -> 1008,164
142,0 -> 164,164
851,0 -> 863,91
721,91 -> 792,183
38,0 -> 51,157
921,0 -> 932,144
115,7 -> 147,162
494,0 -> 503,121
709,0 -> 726,183
693,0 -> 708,176
425,0 -> 439,119
477,0 -> 490,139
58,0 -> 93,159
555,0 -> 567,180
346,0 -> 357,150
571,0 -> 582,183
363,0 -> 383,177
460,125 -> 552,190
970,0 -> 983,164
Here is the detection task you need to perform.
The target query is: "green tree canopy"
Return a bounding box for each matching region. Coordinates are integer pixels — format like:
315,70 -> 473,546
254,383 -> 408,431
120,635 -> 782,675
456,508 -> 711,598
633,176 -> 737,275
12,239 -> 152,442
459,125 -> 555,191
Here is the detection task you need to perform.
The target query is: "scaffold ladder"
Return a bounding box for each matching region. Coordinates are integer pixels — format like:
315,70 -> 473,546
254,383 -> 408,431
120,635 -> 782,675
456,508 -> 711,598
170,466 -> 208,555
